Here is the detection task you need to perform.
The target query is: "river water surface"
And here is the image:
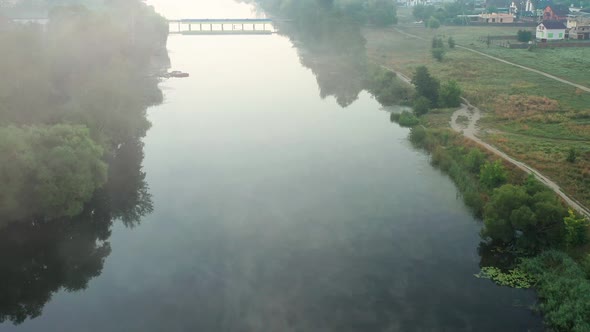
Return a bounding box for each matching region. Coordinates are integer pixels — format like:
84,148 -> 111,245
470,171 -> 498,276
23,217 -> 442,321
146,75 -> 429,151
0,0 -> 544,331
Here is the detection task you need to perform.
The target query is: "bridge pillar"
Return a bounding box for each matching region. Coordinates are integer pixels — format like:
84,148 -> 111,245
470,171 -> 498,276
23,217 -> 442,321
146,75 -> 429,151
199,23 -> 202,31
189,24 -> 191,31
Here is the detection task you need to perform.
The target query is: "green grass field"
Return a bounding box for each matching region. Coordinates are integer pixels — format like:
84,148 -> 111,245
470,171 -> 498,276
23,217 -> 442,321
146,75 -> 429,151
364,21 -> 590,208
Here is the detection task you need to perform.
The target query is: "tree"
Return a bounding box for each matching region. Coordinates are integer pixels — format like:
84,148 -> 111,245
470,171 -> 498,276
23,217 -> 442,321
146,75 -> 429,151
479,160 -> 507,189
482,184 -> 530,243
464,148 -> 485,173
0,125 -> 107,224
412,66 -> 440,106
447,36 -> 455,48
439,80 -> 462,107
432,36 -> 444,48
517,29 -> 532,42
563,209 -> 589,248
432,47 -> 445,61
365,0 -> 398,26
428,17 -> 440,29
431,47 -> 445,61
413,96 -> 431,115
412,4 -> 435,21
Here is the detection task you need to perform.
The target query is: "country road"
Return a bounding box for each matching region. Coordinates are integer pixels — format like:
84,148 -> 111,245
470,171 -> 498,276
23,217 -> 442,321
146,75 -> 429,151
392,27 -> 590,93
376,28 -> 590,217
451,101 -> 590,218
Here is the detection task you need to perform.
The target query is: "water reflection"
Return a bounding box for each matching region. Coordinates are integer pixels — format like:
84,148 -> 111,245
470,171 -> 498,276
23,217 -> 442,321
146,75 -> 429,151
274,12 -> 368,107
0,137 -> 152,325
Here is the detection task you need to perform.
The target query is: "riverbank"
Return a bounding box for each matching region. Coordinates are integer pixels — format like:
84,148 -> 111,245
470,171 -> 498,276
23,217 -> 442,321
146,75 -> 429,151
364,20 -> 590,216
367,23 -> 590,329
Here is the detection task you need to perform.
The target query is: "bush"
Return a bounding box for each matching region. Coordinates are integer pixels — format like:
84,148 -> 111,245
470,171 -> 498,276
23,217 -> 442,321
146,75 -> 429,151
563,209 -> 589,248
521,251 -> 590,332
517,29 -> 533,42
432,36 -> 444,48
431,47 -> 445,61
464,148 -> 486,174
428,17 -> 440,29
365,65 -> 413,106
391,111 -> 420,127
412,66 -> 440,107
480,160 -> 507,189
448,36 -> 455,48
566,147 -> 578,163
413,96 -> 431,115
439,80 -> 462,107
482,182 -> 568,251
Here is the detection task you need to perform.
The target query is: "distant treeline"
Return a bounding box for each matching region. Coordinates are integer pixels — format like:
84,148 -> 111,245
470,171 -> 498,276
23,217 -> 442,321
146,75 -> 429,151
244,0 -> 397,27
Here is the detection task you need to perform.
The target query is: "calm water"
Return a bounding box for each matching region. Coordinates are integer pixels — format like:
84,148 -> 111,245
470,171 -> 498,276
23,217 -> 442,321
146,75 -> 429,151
0,1 -> 544,331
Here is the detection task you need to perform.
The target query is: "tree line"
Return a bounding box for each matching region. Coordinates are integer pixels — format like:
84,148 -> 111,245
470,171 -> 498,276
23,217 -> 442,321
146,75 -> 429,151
0,1 -> 168,227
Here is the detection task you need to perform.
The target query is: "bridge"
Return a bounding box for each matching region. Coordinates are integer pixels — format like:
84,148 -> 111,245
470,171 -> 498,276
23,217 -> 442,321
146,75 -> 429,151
168,18 -> 274,35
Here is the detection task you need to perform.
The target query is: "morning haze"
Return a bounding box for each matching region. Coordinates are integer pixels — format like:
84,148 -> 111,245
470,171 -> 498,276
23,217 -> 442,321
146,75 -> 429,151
1,0 -> 588,331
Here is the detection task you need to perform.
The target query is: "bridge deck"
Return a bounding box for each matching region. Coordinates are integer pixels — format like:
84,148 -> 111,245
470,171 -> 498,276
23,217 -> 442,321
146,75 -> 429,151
168,18 -> 272,24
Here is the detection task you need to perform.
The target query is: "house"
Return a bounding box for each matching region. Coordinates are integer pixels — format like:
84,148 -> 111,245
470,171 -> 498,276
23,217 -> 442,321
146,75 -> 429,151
479,13 -> 515,23
536,21 -> 567,40
567,14 -> 590,28
543,5 -> 569,21
569,25 -> 590,39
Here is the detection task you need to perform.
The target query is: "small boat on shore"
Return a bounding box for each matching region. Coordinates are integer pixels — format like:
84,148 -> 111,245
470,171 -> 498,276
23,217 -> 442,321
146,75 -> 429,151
160,70 -> 190,78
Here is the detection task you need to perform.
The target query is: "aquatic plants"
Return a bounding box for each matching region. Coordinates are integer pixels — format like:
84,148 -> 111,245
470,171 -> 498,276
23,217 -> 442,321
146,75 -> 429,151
474,266 -> 533,289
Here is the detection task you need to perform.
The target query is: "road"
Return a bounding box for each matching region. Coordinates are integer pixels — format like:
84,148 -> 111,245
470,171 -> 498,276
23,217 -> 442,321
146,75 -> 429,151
392,28 -> 590,93
450,101 -> 590,218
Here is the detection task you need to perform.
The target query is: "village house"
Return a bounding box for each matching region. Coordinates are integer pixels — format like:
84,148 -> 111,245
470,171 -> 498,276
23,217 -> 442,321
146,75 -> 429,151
567,13 -> 590,28
536,21 -> 567,40
543,5 -> 569,21
569,25 -> 590,39
479,13 -> 515,23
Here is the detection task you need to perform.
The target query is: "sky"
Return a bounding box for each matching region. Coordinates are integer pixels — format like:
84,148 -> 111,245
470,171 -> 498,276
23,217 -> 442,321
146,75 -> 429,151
145,0 -> 263,19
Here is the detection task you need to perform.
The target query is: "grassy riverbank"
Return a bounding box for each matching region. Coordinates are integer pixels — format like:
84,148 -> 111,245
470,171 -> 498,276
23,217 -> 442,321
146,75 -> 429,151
364,19 -> 590,211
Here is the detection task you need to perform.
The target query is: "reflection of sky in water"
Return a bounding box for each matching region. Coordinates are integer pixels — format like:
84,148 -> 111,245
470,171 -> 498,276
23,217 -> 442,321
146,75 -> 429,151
0,0 -> 544,331
146,0 -> 261,19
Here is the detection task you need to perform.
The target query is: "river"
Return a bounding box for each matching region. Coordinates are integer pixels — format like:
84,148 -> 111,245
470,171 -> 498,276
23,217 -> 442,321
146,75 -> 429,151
0,0 -> 544,331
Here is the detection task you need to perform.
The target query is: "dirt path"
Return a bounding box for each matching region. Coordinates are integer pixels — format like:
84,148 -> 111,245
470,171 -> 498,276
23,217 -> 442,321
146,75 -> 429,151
450,101 -> 590,218
392,28 -> 590,93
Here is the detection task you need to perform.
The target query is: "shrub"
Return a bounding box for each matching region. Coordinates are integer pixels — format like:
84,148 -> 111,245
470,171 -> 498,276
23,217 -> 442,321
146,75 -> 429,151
563,209 -> 589,248
390,111 -> 420,127
439,80 -> 462,107
566,147 -> 578,163
448,36 -> 455,48
521,251 -> 590,332
431,47 -> 445,61
517,29 -> 533,42
480,160 -> 507,189
413,96 -> 431,116
428,17 -> 440,29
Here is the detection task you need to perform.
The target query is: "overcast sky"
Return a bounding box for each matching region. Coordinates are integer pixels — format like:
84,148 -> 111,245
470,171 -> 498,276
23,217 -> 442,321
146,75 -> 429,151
145,0 -> 263,19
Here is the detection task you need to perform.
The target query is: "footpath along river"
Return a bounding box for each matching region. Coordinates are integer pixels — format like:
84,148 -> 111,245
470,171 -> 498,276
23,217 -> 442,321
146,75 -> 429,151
0,0 -> 544,331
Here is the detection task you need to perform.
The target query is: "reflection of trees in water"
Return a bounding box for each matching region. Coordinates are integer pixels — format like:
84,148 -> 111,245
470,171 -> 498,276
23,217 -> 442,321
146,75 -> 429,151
0,136 -> 153,325
276,13 -> 368,108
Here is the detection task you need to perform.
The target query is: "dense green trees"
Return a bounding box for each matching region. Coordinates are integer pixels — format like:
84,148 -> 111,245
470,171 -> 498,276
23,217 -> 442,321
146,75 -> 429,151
0,1 -> 160,322
439,80 -> 462,107
0,125 -> 107,224
412,66 -> 440,107
521,251 -> 590,332
0,1 -> 167,227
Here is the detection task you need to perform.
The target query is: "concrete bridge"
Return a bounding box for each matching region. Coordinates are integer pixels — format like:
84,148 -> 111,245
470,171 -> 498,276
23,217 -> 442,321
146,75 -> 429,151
168,18 -> 274,35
